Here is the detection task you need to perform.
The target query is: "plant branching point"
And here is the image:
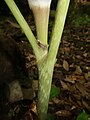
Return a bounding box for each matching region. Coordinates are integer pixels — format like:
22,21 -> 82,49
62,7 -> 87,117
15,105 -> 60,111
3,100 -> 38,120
4,0 -> 70,120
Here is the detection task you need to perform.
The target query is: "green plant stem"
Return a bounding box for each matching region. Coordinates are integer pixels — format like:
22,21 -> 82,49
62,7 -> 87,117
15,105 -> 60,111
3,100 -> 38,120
32,6 -> 50,45
4,0 -> 70,120
37,60 -> 53,120
48,0 -> 70,64
37,0 -> 70,120
4,0 -> 40,60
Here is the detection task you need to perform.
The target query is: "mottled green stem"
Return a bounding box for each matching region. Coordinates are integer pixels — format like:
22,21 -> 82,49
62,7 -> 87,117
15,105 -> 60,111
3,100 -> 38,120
37,0 -> 70,120
37,60 -> 54,120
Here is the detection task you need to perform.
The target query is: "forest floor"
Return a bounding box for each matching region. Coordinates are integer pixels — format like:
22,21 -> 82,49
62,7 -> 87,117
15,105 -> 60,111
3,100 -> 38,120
0,7 -> 90,120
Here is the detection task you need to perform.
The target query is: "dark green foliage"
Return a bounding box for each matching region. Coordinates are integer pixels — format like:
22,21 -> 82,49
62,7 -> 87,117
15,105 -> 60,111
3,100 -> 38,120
50,85 -> 60,100
66,0 -> 90,27
77,110 -> 90,120
72,14 -> 90,27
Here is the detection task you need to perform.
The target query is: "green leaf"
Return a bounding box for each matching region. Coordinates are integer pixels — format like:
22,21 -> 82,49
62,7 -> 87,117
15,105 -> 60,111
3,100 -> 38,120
50,85 -> 60,100
76,110 -> 90,120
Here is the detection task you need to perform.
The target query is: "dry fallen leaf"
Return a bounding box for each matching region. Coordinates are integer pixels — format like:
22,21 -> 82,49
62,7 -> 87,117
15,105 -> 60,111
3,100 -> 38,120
55,110 -> 71,117
75,83 -> 89,98
88,71 -> 90,77
60,81 -> 69,90
82,100 -> 90,112
64,76 -> 75,83
63,60 -> 69,71
75,66 -> 82,75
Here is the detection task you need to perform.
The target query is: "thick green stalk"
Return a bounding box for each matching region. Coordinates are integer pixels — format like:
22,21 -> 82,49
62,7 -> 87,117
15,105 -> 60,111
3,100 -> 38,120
37,59 -> 54,120
4,0 -> 40,60
32,6 -> 50,45
37,0 -> 70,120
